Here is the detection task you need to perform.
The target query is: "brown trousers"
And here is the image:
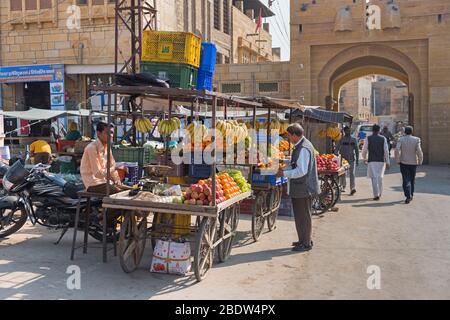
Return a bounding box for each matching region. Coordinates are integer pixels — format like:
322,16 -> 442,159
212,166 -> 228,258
291,197 -> 312,246
86,183 -> 121,196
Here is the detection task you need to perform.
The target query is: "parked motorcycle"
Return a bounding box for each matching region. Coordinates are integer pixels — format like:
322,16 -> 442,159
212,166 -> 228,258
0,161 -> 118,243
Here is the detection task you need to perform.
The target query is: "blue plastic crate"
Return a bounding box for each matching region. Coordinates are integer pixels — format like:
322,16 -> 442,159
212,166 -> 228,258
189,164 -> 212,179
199,42 -> 217,73
196,70 -> 213,91
252,174 -> 288,186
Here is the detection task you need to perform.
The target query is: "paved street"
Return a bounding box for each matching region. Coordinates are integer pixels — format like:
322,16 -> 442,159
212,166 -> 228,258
1,162 -> 449,300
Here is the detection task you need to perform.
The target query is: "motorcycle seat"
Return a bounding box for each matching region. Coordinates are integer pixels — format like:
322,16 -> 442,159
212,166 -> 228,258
0,196 -> 19,209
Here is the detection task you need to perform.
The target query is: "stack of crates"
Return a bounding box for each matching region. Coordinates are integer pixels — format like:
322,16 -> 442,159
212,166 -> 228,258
197,43 -> 217,91
141,31 -> 201,89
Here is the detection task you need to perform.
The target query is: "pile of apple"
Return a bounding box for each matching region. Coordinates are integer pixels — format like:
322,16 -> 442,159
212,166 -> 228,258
182,178 -> 226,206
316,154 -> 340,172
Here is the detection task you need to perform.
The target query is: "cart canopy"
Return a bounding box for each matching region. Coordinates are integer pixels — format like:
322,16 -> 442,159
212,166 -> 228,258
0,108 -> 103,120
291,107 -> 353,124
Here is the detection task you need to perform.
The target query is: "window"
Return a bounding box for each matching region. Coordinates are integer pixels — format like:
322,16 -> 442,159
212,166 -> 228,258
221,83 -> 241,94
224,56 -> 230,64
25,0 -> 37,10
223,0 -> 230,34
40,0 -> 52,9
93,0 -> 104,5
77,0 -> 88,5
216,52 -> 223,65
214,0 -> 220,30
10,0 -> 22,11
258,82 -> 279,93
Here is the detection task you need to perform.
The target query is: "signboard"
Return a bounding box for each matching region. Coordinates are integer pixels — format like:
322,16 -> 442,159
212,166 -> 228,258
0,64 -> 65,110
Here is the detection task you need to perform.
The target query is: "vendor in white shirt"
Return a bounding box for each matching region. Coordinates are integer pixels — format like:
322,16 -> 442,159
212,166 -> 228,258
277,123 -> 319,252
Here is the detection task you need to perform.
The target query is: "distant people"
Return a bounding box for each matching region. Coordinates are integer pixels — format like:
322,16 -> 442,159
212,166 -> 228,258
336,126 -> 359,195
381,125 -> 394,154
395,126 -> 423,204
30,140 -> 52,165
358,130 -> 367,141
277,123 -> 319,252
362,124 -> 390,201
65,122 -> 82,141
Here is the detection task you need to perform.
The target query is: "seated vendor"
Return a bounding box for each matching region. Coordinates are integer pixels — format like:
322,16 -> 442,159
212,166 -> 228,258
65,121 -> 82,141
80,122 -> 124,195
30,140 -> 52,165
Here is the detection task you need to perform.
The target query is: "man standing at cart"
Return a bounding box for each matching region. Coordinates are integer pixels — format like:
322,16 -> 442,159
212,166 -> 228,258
277,123 -> 319,252
336,126 -> 359,195
362,124 -> 390,201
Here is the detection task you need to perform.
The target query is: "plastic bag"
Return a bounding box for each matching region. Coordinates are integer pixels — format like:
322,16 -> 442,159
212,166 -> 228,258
154,184 -> 182,196
150,240 -> 191,275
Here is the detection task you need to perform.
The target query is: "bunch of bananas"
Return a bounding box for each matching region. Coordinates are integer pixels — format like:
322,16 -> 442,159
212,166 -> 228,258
216,120 -> 248,144
279,122 -> 289,134
318,127 -> 342,140
186,122 -> 208,140
158,117 -> 181,136
135,117 -> 153,134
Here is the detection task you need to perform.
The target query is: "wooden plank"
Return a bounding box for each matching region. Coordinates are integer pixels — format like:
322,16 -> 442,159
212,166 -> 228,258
102,191 -> 252,216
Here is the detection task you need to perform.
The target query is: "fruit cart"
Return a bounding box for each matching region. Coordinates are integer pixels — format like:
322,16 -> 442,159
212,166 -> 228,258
91,85 -> 259,281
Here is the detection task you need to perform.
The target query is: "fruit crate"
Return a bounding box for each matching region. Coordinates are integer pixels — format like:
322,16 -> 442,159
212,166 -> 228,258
141,61 -> 198,89
112,146 -> 144,167
142,31 -> 201,68
189,164 -> 212,179
199,42 -> 217,72
251,174 -> 288,186
196,69 -> 213,91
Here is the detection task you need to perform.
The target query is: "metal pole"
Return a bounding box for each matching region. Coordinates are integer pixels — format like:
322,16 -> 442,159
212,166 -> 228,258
166,98 -> 172,165
289,109 -> 292,156
267,107 -> 271,158
212,96 -> 217,207
106,92 -> 112,197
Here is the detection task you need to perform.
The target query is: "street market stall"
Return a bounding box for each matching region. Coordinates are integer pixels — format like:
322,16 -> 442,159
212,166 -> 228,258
91,84 -> 258,281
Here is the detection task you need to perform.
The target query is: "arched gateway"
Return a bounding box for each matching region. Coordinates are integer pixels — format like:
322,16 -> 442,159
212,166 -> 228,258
290,0 -> 450,164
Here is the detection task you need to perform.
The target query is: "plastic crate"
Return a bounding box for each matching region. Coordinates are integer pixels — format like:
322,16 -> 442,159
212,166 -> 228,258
189,164 -> 212,179
141,61 -> 198,89
199,42 -> 217,72
142,31 -> 201,68
112,146 -> 144,167
196,69 -> 213,91
251,174 -> 288,186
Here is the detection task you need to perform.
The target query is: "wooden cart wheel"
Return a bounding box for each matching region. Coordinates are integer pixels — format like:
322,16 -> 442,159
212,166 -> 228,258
193,217 -> 218,282
119,211 -> 148,273
218,205 -> 239,262
267,186 -> 282,231
312,177 -> 334,215
330,176 -> 341,207
252,192 -> 266,242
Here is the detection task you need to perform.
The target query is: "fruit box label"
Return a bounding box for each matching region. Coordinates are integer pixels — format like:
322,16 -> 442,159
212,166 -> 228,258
158,42 -> 174,58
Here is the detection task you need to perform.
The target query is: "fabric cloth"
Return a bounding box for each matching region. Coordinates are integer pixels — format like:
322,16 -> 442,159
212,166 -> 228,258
30,140 -> 51,155
34,152 -> 51,165
366,134 -> 387,163
336,135 -> 359,162
65,130 -> 82,141
395,135 -> 423,165
284,137 -> 319,199
291,197 -> 312,247
371,177 -> 383,198
362,134 -> 390,166
400,163 -> 417,199
367,162 -> 386,179
340,160 -> 356,191
80,140 -> 121,189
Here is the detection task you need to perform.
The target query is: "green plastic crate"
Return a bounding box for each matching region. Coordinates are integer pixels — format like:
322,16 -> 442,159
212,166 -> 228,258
112,146 -> 144,167
140,61 -> 198,89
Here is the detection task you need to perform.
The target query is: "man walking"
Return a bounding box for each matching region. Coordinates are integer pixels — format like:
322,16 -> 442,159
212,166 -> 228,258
336,126 -> 359,195
277,123 -> 319,252
362,124 -> 390,200
395,126 -> 423,204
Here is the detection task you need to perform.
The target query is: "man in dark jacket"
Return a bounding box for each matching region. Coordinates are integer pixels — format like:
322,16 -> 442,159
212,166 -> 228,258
277,123 -> 319,252
336,126 -> 359,195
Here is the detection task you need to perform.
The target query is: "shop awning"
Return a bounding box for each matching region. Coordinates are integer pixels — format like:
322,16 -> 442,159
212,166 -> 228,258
291,107 -> 353,124
0,108 -> 102,120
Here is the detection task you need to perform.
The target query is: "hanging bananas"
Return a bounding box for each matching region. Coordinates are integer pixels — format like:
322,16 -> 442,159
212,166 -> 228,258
135,117 -> 153,134
158,117 -> 181,136
186,122 -> 208,140
215,120 -> 248,144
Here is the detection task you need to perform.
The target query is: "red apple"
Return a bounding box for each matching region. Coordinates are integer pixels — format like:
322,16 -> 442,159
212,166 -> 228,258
204,186 -> 211,196
203,199 -> 209,205
208,195 -> 212,202
192,192 -> 199,200
199,193 -> 206,201
189,199 -> 197,205
185,192 -> 191,200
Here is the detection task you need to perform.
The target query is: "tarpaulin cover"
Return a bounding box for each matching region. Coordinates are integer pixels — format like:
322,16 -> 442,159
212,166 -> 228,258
0,108 -> 102,120
291,107 -> 353,124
